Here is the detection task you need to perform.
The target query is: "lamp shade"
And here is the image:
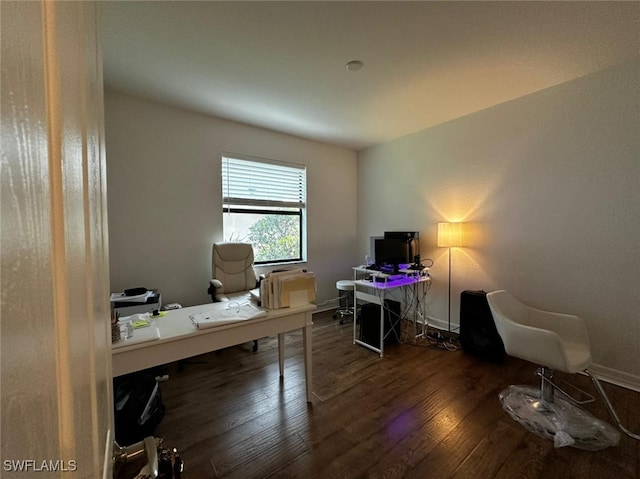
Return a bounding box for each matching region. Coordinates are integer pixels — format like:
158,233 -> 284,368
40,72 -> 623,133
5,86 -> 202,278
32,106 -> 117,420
437,222 -> 464,247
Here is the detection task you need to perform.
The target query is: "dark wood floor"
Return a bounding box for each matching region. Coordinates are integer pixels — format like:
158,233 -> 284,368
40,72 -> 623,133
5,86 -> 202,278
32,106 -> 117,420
121,310 -> 639,478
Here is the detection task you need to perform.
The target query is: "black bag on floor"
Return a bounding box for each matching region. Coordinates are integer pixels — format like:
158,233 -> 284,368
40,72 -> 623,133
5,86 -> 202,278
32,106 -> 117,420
113,371 -> 165,445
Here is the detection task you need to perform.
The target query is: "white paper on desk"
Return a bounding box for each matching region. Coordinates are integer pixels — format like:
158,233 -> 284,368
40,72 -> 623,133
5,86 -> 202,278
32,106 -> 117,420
112,326 -> 160,349
190,303 -> 267,329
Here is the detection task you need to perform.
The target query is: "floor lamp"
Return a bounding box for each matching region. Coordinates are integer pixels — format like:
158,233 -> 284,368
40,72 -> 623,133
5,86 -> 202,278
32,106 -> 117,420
437,222 -> 464,338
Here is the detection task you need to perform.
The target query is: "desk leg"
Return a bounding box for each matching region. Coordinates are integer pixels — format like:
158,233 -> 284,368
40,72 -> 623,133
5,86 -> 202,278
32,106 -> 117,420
278,333 -> 285,377
352,297 -> 357,345
303,321 -> 313,403
379,291 -> 385,358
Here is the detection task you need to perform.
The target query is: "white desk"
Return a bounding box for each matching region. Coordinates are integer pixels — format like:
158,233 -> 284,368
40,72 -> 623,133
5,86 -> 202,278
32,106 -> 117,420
112,302 -> 316,402
352,266 -> 431,357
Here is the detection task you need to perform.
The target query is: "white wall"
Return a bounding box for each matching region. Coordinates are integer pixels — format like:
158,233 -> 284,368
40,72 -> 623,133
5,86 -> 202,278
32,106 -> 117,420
105,91 -> 358,308
357,59 -> 640,387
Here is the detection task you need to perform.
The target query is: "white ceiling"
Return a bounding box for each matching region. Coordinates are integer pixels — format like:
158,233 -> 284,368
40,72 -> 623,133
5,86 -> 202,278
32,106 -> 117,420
98,1 -> 640,151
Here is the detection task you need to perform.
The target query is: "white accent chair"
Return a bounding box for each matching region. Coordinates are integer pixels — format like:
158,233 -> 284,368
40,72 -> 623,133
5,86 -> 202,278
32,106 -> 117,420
207,242 -> 260,351
486,290 -> 638,449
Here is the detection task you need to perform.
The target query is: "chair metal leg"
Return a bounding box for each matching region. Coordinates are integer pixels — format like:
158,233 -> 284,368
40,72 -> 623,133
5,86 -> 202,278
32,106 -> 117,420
585,369 -> 640,440
536,367 -> 595,405
334,289 -> 353,324
539,367 -> 555,403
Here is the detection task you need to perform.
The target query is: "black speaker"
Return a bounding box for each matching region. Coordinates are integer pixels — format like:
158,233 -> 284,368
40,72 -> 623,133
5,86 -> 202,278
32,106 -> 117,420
459,290 -> 505,361
359,300 -> 401,348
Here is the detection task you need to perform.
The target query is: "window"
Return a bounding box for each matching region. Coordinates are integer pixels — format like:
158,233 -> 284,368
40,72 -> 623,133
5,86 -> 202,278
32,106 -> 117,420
222,154 -> 306,264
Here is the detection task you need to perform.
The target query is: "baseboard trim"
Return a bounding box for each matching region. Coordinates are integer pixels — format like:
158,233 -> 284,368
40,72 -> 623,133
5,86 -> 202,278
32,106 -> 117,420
425,315 -> 459,334
313,299 -> 339,314
588,363 -> 640,392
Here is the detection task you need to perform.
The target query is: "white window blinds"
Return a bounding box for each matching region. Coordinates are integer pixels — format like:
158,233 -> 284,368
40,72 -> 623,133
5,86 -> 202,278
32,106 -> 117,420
222,155 -> 306,208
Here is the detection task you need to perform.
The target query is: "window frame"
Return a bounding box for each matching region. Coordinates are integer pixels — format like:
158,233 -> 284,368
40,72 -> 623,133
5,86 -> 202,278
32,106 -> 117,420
221,154 -> 307,265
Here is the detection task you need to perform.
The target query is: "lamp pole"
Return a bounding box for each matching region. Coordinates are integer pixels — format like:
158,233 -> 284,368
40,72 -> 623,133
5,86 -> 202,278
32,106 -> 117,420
447,245 -> 452,337
437,222 -> 464,340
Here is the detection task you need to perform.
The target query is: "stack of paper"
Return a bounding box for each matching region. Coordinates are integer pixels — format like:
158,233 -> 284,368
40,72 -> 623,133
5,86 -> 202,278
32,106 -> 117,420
189,303 -> 267,329
260,269 -> 316,309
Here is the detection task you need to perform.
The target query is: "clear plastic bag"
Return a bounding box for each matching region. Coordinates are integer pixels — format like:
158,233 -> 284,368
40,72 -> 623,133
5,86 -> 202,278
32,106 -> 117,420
499,385 -> 620,451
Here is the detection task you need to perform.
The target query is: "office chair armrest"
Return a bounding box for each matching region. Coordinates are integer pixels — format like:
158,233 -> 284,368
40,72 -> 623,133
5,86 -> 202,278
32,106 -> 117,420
529,308 -> 589,346
502,321 -> 568,371
207,279 -> 224,302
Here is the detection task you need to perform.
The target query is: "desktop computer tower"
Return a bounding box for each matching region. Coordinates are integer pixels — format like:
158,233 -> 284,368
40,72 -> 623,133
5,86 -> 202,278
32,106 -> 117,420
358,300 -> 401,349
459,290 -> 505,361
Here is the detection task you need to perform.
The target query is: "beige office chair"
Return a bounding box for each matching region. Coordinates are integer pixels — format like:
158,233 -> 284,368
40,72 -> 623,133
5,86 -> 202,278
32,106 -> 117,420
486,290 -> 638,450
207,242 -> 260,352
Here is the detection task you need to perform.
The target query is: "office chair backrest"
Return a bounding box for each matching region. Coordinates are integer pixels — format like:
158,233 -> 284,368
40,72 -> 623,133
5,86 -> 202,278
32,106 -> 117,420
212,242 -> 258,295
487,289 -> 591,373
486,290 -> 529,338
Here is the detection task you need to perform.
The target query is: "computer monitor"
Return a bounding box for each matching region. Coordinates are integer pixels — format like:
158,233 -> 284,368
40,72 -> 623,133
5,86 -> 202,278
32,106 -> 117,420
383,231 -> 420,265
374,238 -> 411,271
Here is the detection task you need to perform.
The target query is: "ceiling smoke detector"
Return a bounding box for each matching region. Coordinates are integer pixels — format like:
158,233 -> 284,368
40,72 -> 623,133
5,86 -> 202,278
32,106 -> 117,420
345,60 -> 364,71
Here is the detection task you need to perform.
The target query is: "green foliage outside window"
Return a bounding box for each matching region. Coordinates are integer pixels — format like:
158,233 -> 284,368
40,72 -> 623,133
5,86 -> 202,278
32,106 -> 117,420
247,214 -> 300,262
